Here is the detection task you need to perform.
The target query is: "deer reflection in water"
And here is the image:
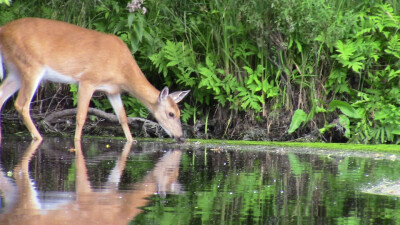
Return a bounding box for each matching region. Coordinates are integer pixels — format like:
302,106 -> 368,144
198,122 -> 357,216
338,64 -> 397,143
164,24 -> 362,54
0,140 -> 183,225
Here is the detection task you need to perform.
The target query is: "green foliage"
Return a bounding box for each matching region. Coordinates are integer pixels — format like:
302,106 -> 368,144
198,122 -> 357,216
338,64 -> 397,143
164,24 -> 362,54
122,95 -> 149,118
149,40 -> 273,113
91,0 -> 148,54
3,0 -> 400,142
240,65 -> 266,111
290,100 -> 360,135
69,84 -> 78,106
180,103 -> 196,124
291,3 -> 400,143
149,41 -> 197,88
0,0 -> 10,6
332,4 -> 400,143
339,115 -> 351,138
0,1 -> 29,25
197,56 -> 225,104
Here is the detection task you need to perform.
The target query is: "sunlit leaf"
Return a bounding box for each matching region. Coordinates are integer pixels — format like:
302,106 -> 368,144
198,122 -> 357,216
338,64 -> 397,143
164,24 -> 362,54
329,100 -> 361,119
288,109 -> 308,134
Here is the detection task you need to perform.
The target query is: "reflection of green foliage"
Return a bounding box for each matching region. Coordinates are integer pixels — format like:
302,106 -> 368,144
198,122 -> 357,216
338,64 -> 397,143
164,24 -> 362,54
287,153 -> 311,176
66,163 -> 76,189
121,155 -> 155,184
336,216 -> 361,225
132,149 -> 400,224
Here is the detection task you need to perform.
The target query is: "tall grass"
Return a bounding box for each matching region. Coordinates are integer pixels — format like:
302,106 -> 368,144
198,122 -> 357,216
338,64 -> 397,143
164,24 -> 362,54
0,0 -> 101,26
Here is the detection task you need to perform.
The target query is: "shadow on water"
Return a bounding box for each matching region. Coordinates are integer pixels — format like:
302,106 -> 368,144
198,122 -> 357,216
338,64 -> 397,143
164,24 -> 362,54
1,138 -> 400,224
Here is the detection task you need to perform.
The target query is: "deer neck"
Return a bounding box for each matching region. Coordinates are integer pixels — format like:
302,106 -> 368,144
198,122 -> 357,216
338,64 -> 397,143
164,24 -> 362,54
124,61 -> 160,113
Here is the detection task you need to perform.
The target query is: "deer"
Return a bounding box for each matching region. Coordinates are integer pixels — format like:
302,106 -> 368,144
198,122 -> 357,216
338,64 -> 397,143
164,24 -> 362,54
0,17 -> 190,143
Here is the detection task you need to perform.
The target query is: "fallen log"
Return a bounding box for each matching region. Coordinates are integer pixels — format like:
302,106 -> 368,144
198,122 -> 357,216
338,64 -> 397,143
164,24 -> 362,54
41,107 -> 164,137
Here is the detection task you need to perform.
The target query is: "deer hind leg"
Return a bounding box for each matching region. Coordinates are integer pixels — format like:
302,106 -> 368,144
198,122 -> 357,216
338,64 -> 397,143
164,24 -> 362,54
74,82 -> 95,142
107,93 -> 134,142
14,68 -> 45,141
0,69 -> 22,139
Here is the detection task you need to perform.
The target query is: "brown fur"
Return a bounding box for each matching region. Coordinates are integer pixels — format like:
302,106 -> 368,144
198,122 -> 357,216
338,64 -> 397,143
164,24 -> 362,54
0,18 -> 189,142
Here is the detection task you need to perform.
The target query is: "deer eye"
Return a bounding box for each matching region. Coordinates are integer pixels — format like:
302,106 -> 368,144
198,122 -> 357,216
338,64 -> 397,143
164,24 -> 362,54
168,112 -> 175,118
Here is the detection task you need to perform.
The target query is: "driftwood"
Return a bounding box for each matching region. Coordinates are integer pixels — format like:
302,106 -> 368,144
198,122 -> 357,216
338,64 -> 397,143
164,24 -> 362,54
44,107 -> 154,124
41,107 -> 164,137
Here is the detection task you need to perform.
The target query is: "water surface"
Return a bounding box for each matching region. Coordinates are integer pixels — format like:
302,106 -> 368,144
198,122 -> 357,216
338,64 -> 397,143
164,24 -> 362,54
0,137 -> 400,224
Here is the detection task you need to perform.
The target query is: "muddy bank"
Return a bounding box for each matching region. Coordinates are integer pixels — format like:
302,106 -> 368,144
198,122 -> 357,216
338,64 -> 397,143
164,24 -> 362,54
0,110 -> 343,142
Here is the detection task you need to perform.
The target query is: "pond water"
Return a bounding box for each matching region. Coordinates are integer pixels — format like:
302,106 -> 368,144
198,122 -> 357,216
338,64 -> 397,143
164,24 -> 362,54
0,137 -> 400,225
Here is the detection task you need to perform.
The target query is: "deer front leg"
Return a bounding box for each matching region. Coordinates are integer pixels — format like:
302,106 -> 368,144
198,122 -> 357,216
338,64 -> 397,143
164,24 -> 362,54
107,93 -> 134,142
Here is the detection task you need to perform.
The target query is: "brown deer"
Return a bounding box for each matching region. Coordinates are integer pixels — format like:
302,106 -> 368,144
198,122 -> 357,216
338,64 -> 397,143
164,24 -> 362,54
0,18 -> 189,142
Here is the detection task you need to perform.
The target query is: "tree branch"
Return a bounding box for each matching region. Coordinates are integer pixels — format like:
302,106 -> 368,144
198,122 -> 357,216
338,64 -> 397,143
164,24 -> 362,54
44,107 -> 157,126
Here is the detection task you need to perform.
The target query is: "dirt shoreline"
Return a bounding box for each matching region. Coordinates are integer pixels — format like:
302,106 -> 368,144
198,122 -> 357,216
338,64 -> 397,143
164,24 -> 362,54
0,110 -> 336,142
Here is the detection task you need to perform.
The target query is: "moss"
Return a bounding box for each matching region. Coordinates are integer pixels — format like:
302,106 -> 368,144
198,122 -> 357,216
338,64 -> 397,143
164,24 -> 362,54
184,139 -> 400,153
36,135 -> 400,153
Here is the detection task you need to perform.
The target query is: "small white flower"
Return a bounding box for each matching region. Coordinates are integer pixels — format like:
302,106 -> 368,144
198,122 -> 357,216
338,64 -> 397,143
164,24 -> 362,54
127,0 -> 146,14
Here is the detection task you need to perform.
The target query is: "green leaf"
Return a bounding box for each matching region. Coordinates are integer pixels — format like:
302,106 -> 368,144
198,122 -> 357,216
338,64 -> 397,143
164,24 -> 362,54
339,115 -> 351,138
329,100 -> 361,119
392,130 -> 400,135
2,0 -> 10,5
127,13 -> 134,29
288,110 -> 308,134
295,40 -> 302,53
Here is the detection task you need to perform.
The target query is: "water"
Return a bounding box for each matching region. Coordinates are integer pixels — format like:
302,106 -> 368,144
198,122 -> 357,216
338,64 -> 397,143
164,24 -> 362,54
0,137 -> 400,225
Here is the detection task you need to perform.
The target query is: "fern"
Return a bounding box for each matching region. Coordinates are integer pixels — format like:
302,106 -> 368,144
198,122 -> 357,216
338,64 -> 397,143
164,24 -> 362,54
150,41 -> 196,79
372,4 -> 400,32
149,49 -> 169,77
176,67 -> 197,87
263,79 -> 279,98
244,65 -> 264,91
237,88 -> 263,112
198,64 -> 222,95
385,34 -> 400,59
122,95 -> 148,118
333,40 -> 365,73
180,103 -> 196,124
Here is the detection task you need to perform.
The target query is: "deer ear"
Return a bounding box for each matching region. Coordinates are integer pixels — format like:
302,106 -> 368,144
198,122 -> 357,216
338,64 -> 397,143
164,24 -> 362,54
169,90 -> 190,103
158,87 -> 169,103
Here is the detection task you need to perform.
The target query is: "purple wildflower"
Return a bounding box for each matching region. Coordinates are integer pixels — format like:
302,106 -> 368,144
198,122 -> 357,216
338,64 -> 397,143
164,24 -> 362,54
127,0 -> 147,14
